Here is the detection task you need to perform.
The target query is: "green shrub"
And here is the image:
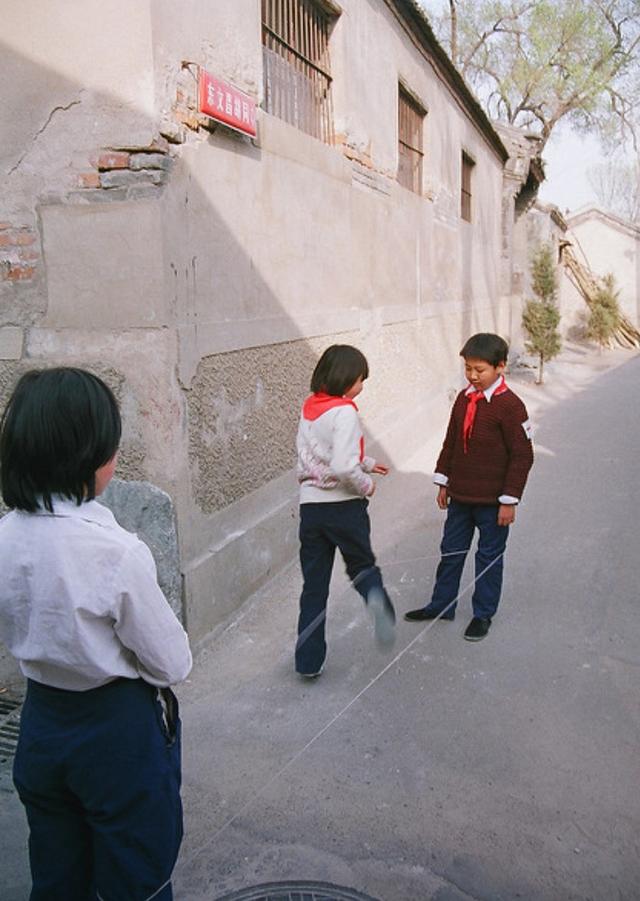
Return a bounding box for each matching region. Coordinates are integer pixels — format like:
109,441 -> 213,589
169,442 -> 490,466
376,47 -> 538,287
522,244 -> 562,384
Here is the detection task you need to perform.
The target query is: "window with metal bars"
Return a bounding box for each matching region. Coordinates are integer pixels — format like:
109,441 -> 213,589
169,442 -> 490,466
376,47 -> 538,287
261,0 -> 336,145
461,151 -> 475,222
398,86 -> 425,194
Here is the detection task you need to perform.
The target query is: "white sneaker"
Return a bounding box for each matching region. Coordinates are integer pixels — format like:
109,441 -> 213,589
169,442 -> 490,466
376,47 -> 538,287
367,587 -> 396,648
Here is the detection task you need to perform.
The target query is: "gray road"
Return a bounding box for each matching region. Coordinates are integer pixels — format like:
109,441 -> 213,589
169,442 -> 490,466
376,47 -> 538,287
2,350 -> 639,900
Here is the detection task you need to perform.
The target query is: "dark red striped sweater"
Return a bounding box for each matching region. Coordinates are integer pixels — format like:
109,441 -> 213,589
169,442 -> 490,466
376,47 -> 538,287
435,387 -> 534,504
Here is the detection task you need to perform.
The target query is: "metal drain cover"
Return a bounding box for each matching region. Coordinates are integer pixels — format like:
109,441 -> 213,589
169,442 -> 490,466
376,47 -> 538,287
0,693 -> 22,765
215,882 -> 380,901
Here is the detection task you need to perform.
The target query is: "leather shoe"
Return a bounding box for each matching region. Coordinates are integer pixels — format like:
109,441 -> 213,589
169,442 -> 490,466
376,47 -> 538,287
404,607 -> 455,622
463,616 -> 491,641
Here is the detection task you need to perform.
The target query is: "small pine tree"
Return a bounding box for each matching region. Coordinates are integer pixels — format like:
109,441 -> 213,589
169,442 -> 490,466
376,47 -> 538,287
522,244 -> 562,384
586,273 -> 621,349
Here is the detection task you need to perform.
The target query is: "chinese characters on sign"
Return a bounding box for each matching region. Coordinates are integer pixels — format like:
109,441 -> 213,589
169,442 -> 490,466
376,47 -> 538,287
198,69 -> 257,138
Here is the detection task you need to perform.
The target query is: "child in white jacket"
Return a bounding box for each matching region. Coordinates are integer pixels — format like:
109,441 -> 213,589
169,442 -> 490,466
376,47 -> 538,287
295,345 -> 395,676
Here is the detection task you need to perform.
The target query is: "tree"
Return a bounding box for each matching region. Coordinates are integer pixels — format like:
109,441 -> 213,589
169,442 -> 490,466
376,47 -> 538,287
586,272 -> 622,347
421,0 -> 640,154
587,154 -> 640,221
522,244 -> 562,383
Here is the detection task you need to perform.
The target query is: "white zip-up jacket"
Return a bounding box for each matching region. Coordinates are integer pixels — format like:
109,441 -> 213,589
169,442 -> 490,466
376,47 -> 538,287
297,393 -> 376,504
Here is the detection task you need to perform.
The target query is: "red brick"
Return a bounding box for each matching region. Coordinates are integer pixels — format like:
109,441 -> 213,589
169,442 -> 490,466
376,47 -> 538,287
77,171 -> 101,188
18,248 -> 39,262
14,231 -> 35,246
94,151 -> 130,170
5,264 -> 36,281
0,234 -> 13,247
0,222 -> 11,230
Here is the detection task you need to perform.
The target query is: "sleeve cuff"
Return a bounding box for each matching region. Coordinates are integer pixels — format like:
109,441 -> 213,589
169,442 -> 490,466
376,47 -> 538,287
361,455 -> 376,473
498,494 -> 519,504
433,473 -> 449,486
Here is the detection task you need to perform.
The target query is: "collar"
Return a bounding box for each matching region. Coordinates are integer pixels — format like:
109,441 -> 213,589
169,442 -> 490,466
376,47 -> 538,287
33,495 -> 117,528
464,375 -> 507,403
302,392 -> 358,421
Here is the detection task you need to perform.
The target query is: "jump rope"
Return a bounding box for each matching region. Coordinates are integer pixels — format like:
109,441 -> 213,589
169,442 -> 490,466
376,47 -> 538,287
187,542 -> 505,857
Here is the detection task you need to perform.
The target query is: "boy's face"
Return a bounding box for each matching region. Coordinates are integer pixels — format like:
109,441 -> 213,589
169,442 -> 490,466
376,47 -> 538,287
464,357 -> 506,392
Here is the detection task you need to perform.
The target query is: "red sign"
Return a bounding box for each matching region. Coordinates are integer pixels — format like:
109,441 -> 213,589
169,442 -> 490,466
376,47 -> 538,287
198,69 -> 257,138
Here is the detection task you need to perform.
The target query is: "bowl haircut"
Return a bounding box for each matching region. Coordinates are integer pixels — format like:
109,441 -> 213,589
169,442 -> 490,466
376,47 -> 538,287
460,333 -> 509,367
310,344 -> 369,397
0,368 -> 121,512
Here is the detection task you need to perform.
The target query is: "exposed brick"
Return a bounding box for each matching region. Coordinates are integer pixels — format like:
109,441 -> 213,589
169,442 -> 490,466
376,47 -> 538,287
77,171 -> 101,188
0,222 -> 11,230
175,109 -> 201,130
18,248 -> 39,262
100,170 -> 165,189
129,152 -> 170,171
93,151 -> 131,170
0,234 -> 13,247
13,231 -> 35,245
4,264 -> 36,281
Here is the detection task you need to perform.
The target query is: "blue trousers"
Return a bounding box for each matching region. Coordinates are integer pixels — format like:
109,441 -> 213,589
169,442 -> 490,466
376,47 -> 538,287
13,677 -> 183,901
427,500 -> 510,620
296,499 -> 390,674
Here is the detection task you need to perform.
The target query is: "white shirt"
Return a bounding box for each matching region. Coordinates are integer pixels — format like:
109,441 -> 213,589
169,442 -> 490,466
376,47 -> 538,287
0,497 -> 192,690
297,404 -> 375,503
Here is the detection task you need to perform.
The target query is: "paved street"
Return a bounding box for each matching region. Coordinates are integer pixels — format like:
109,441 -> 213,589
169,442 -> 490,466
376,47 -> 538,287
2,345 -> 639,900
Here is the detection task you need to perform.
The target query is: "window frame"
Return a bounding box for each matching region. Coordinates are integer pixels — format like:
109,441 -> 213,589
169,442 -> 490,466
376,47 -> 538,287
461,150 -> 475,222
261,0 -> 338,145
397,84 -> 425,195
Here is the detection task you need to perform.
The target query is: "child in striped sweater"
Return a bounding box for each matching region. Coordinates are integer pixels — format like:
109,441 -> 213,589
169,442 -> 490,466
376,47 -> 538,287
405,333 -> 534,641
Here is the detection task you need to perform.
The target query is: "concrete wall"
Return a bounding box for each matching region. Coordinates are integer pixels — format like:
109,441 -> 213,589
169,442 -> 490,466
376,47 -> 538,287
0,0 -> 513,659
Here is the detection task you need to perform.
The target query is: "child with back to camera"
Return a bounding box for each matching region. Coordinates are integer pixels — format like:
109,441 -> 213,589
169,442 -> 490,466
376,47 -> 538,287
405,333 -> 534,641
0,367 -> 192,901
295,344 -> 396,677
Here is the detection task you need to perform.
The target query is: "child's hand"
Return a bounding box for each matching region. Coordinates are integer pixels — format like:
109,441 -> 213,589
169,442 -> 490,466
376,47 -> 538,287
498,503 -> 516,526
436,486 -> 448,510
372,463 -> 389,475
367,481 -> 377,497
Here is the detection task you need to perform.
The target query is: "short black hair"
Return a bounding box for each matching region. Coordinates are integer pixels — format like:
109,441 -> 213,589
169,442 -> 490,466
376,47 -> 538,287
0,367 -> 121,512
310,345 -> 369,396
460,333 -> 509,366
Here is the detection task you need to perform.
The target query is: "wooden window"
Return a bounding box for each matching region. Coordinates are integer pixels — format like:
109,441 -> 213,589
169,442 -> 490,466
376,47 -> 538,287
261,0 -> 335,145
461,151 -> 475,222
398,86 -> 424,194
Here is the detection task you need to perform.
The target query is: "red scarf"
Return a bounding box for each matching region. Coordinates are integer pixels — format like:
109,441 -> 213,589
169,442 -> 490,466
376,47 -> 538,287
462,377 -> 508,453
302,392 -> 364,461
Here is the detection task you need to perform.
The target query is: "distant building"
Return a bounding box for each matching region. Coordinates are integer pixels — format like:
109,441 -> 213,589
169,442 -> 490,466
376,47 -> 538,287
563,206 -> 640,332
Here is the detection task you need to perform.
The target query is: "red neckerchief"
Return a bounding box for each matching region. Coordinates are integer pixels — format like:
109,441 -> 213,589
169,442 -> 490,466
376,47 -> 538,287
462,376 -> 508,453
302,392 -> 364,461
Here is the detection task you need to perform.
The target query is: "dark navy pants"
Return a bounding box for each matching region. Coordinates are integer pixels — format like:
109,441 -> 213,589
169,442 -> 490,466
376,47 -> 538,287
427,500 -> 510,620
13,677 -> 183,901
296,498 -> 390,674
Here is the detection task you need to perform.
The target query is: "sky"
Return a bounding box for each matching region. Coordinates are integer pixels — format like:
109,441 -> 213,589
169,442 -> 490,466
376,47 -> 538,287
537,124 -> 603,215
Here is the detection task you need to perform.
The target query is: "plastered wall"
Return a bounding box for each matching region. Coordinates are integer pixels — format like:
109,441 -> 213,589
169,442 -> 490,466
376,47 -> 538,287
1,0 -> 518,657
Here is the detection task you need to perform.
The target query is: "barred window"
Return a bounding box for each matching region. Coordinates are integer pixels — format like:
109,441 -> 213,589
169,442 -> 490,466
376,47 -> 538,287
261,0 -> 336,145
398,86 -> 425,194
461,151 -> 475,222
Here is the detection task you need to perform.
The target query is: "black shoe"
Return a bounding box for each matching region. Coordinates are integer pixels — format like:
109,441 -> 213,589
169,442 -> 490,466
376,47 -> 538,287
297,667 -> 323,679
404,607 -> 455,622
463,617 -> 491,641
